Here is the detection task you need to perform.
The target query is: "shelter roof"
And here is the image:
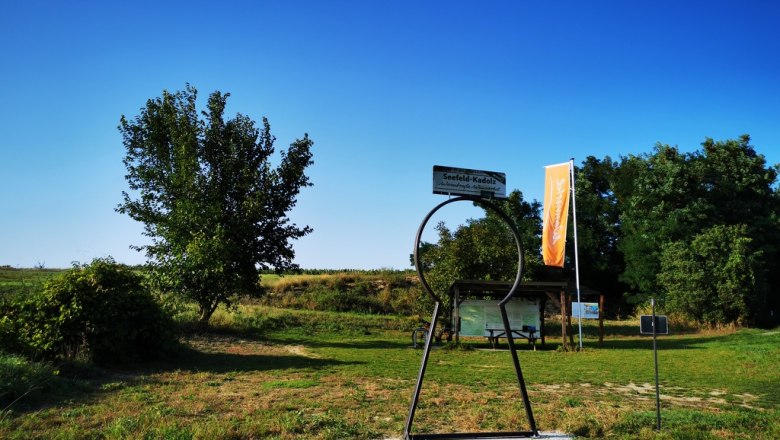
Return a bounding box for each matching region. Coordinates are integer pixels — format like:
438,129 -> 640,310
447,279 -> 600,298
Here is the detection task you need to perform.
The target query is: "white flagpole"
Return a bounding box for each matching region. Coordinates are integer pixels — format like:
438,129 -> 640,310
570,158 -> 583,349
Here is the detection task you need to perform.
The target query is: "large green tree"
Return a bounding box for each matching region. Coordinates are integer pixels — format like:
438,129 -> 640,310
615,136 -> 779,323
118,85 -> 314,325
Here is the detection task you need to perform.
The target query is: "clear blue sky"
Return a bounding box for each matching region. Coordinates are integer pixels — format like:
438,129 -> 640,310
2,1 -> 779,269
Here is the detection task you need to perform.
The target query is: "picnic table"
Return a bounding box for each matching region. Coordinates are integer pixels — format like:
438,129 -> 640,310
485,325 -> 538,350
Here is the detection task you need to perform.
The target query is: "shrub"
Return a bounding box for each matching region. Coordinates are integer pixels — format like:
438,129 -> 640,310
312,287 -> 387,314
4,258 -> 177,365
0,310 -> 21,356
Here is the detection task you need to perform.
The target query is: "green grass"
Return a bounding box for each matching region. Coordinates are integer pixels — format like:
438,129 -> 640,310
0,353 -> 57,409
258,271 -> 353,290
0,268 -> 63,295
0,304 -> 778,439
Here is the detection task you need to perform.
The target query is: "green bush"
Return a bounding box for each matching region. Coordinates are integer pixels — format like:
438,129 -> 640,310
0,313 -> 20,356
312,287 -> 388,314
1,258 -> 177,365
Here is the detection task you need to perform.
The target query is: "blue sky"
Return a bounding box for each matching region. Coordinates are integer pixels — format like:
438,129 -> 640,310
1,1 -> 779,269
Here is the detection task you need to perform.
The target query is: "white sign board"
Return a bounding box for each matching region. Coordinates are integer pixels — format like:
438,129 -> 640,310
458,299 -> 540,337
433,165 -> 506,199
571,302 -> 599,319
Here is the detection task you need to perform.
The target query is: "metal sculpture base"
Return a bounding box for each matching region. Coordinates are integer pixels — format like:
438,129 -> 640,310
406,195 -> 538,440
403,302 -> 538,440
407,432 -> 536,439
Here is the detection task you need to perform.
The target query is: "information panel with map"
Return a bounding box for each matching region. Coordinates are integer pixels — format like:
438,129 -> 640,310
458,298 -> 541,336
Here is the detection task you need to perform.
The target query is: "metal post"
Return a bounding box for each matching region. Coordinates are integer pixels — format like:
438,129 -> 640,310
454,287 -> 460,345
560,291 -> 567,350
598,294 -> 605,347
569,158 -> 583,349
404,301 -> 441,439
652,298 -> 661,431
499,302 -> 538,436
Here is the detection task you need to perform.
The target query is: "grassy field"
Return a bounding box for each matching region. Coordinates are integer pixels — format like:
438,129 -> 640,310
0,267 -> 63,295
1,303 -> 778,439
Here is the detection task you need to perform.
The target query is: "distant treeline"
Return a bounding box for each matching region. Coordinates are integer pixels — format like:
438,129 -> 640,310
260,268 -> 415,276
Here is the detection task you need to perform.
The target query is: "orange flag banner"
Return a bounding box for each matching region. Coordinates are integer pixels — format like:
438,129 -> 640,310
542,162 -> 571,267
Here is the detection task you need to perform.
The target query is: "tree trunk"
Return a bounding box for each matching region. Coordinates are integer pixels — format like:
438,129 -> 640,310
198,303 -> 218,328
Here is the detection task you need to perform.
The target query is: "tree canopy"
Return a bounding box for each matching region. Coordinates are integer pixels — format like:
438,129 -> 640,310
117,85 -> 313,325
658,224 -> 764,326
578,135 -> 779,325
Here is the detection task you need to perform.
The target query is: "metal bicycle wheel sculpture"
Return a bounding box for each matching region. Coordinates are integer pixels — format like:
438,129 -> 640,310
404,195 -> 538,440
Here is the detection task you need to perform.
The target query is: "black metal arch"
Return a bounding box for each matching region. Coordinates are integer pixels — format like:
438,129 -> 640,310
412,195 -> 524,306
405,195 -> 538,440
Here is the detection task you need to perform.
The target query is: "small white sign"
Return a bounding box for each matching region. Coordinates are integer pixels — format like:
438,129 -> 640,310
433,165 -> 506,198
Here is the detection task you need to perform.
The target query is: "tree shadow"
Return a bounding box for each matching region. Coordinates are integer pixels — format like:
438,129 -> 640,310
458,341 -> 554,351
4,337 -> 360,416
596,336 -> 720,350
160,345 -> 360,373
543,321 -> 702,339
273,338 -> 412,350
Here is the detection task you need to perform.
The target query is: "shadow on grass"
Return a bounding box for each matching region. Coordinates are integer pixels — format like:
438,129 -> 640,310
544,321 -> 641,338
597,335 -> 728,350
3,334 -> 361,416
455,341 -> 558,352
276,338 -> 413,350
544,321 -> 702,339
2,362 -> 128,415
447,336 -> 717,353
182,325 -> 415,351
164,345 -> 361,373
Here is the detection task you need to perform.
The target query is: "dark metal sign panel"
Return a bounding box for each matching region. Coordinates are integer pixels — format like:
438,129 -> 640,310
640,315 -> 669,335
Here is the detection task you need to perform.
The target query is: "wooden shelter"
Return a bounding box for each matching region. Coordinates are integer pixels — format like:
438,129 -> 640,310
448,279 -> 604,349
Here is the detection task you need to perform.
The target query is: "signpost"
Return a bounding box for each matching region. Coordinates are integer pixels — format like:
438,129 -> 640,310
640,299 -> 668,431
432,165 -> 506,199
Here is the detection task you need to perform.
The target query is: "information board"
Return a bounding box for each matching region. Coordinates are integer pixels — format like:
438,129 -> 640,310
458,298 -> 540,336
